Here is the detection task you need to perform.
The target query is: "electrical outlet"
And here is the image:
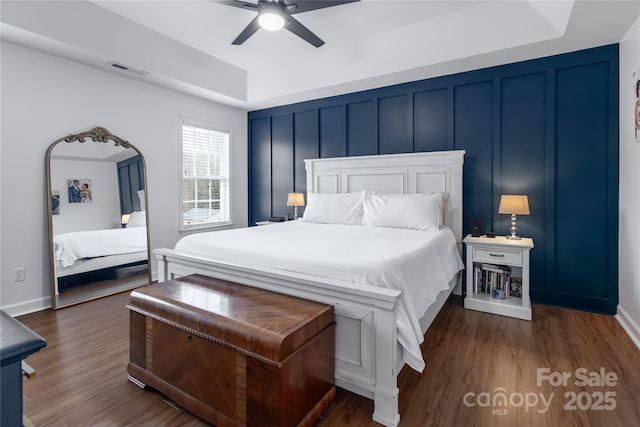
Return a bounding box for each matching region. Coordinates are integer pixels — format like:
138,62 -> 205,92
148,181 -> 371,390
13,267 -> 25,282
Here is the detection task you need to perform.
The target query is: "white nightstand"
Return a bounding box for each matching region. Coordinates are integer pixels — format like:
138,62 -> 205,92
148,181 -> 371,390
463,234 -> 534,320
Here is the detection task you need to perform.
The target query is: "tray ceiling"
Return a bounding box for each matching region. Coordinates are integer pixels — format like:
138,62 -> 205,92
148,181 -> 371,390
1,0 -> 637,110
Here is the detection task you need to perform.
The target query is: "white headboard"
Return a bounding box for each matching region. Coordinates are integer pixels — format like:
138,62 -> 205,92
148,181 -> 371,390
304,150 -> 465,244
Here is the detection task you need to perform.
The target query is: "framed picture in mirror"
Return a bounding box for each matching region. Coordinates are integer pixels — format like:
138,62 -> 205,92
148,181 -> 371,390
51,191 -> 60,215
67,178 -> 92,203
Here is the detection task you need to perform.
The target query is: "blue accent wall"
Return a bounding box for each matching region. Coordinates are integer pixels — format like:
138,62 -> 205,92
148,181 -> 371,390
247,45 -> 619,314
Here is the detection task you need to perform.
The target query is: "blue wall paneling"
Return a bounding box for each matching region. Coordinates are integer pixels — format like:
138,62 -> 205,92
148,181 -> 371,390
293,110 -> 319,194
347,100 -> 376,156
378,94 -> 411,154
271,114 -> 294,218
319,105 -> 346,158
117,155 -> 144,214
247,45 -> 619,314
499,72 -> 548,300
454,81 -> 495,248
249,117 -> 271,221
413,88 -> 449,152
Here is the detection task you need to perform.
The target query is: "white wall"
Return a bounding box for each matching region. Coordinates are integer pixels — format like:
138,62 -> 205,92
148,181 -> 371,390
618,15 -> 640,349
51,159 -> 121,233
0,41 -> 248,314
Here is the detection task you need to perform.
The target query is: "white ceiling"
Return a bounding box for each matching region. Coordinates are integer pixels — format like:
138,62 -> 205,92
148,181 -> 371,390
1,0 -> 638,111
51,139 -> 135,162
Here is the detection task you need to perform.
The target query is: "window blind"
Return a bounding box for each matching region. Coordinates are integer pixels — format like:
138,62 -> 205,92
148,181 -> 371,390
181,123 -> 230,228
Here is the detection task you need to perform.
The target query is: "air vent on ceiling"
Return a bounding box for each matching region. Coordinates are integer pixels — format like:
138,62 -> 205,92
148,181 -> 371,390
107,62 -> 148,76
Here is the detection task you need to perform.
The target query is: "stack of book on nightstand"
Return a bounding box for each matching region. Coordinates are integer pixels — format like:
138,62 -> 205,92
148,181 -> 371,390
473,263 -> 521,299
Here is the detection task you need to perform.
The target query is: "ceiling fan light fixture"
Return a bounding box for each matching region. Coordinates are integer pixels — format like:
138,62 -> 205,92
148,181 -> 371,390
258,3 -> 285,31
258,12 -> 285,31
227,0 -> 356,46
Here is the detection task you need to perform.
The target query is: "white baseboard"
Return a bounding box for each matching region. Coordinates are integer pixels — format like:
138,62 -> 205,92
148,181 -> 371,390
616,305 -> 640,351
1,296 -> 52,317
1,270 -> 156,318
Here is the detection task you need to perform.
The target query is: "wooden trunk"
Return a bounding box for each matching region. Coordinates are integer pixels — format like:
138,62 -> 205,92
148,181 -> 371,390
127,274 -> 335,427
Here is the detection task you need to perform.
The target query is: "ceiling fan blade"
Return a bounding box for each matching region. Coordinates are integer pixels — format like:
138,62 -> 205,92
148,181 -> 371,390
232,16 -> 261,45
285,15 -> 324,47
217,0 -> 258,11
285,0 -> 359,15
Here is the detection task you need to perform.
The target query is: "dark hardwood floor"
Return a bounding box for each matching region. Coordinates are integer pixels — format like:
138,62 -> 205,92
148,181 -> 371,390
18,290 -> 640,427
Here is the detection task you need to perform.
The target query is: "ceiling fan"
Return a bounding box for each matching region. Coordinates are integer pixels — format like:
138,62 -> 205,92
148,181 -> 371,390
220,0 -> 359,48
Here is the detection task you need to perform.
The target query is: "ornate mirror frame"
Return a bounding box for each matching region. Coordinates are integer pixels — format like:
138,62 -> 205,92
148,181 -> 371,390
46,127 -> 151,309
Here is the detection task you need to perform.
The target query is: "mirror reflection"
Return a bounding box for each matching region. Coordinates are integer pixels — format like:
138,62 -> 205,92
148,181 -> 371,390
47,127 -> 151,309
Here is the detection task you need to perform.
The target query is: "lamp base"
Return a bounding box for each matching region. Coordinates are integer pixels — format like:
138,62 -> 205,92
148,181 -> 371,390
506,213 -> 521,240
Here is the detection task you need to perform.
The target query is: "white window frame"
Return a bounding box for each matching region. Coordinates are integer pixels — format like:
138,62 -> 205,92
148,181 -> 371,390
179,117 -> 232,231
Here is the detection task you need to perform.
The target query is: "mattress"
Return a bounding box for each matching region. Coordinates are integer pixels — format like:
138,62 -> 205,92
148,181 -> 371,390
174,221 -> 464,371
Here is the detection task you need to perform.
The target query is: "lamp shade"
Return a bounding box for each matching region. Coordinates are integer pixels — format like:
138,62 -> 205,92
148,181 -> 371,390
121,213 -> 131,225
286,193 -> 305,207
498,195 -> 530,215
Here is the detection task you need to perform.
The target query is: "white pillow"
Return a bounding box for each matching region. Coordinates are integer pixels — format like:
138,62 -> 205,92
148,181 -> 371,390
423,192 -> 448,226
127,210 -> 146,228
362,192 -> 441,231
302,192 -> 364,225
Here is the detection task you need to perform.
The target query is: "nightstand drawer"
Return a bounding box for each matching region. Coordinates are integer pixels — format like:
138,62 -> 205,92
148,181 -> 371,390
473,247 -> 522,265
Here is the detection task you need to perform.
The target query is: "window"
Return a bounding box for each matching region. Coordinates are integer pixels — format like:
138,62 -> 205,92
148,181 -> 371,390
181,121 -> 230,229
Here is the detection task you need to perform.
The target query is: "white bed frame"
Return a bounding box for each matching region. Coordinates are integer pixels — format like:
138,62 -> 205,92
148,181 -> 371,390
54,251 -> 148,295
154,150 -> 465,427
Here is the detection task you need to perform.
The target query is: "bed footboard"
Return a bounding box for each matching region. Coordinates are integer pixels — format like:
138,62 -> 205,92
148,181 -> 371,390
155,248 -> 402,427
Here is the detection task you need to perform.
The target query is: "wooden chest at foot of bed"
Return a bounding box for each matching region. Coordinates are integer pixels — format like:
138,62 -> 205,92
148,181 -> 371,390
126,274 -> 336,427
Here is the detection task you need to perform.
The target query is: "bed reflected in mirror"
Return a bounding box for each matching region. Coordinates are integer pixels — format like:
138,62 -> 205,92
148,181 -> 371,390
46,127 -> 151,309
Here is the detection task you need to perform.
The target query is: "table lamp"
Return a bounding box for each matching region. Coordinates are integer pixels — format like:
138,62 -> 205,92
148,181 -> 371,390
498,195 -> 529,240
286,193 -> 305,220
121,213 -> 131,228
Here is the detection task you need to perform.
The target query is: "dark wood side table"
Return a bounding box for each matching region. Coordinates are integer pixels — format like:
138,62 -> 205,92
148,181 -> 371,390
0,310 -> 46,427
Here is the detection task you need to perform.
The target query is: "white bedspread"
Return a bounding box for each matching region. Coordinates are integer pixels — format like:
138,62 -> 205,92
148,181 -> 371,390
54,227 -> 147,268
174,221 -> 464,371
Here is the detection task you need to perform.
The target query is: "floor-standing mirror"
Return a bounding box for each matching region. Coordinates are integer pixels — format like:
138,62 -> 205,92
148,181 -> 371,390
46,127 -> 151,309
